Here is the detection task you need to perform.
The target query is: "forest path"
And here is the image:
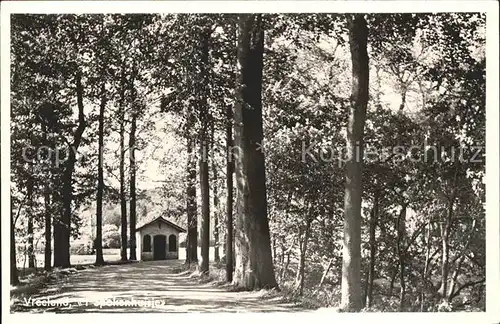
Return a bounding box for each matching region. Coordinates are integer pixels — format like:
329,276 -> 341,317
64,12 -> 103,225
16,260 -> 308,313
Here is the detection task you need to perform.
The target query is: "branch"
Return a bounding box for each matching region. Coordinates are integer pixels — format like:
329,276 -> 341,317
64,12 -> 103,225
450,278 -> 485,300
403,221 -> 427,254
13,195 -> 27,227
425,245 -> 442,277
104,165 -> 121,183
451,218 -> 477,264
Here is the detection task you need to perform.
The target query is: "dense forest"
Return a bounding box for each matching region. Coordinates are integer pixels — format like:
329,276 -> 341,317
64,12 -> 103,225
10,13 -> 486,312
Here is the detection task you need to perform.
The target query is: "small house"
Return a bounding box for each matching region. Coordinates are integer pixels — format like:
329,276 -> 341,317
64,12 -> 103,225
135,216 -> 186,261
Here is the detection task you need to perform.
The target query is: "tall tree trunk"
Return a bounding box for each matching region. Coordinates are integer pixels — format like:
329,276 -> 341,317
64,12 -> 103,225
53,70 -> 86,268
213,182 -> 220,263
198,28 -> 211,274
11,198 -> 20,285
222,232 -> 227,257
233,14 -> 277,290
397,203 -> 407,311
211,120 -> 220,263
316,258 -> 334,293
95,83 -> 106,266
364,190 -> 379,307
27,131 -> 37,269
441,170 -> 458,301
440,220 -> 450,300
278,192 -> 294,283
296,211 -> 313,296
420,221 -> 432,311
281,248 -> 291,282
225,19 -> 237,284
380,213 -> 397,298
119,69 -> 128,262
44,189 -> 51,270
341,14 -> 369,311
27,175 -> 35,268
225,101 -> 234,282
440,206 -> 454,301
272,235 -> 276,264
129,89 -> 137,261
56,169 -> 74,268
41,125 -> 52,271
186,123 -> 198,264
399,89 -> 407,112
199,153 -> 210,273
389,268 -> 397,297
448,218 -> 477,301
375,65 -> 382,107
53,213 -> 64,267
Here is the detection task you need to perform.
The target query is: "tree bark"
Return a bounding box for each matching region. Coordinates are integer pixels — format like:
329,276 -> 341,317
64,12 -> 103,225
340,14 -> 369,311
296,210 -> 313,296
396,203 -> 407,311
11,198 -> 20,285
389,268 -> 397,297
280,238 -> 293,283
222,232 -> 227,257
129,86 -> 137,261
420,221 -> 432,311
198,27 -> 211,274
449,278 -> 485,302
448,218 -> 476,301
186,119 -> 198,264
440,219 -> 453,299
272,234 -> 276,264
95,83 -> 106,266
53,212 -> 64,267
53,69 -> 86,268
27,174 -> 35,268
213,186 -> 220,262
211,120 -> 220,263
440,170 -> 458,301
233,14 -> 277,290
199,155 -> 210,273
399,89 -> 407,112
44,189 -> 51,270
225,19 -> 237,283
42,125 -> 52,271
316,258 -> 334,293
119,68 -> 128,262
364,190 -> 379,307
225,101 -> 234,282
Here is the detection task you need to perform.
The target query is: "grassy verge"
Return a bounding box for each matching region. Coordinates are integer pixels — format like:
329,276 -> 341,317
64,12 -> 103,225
11,268 -> 77,312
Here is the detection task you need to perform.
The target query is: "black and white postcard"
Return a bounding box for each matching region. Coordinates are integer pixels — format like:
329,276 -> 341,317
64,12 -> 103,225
1,1 -> 499,323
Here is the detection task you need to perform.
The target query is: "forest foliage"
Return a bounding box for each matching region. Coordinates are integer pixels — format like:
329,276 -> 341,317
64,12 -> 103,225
10,13 -> 485,312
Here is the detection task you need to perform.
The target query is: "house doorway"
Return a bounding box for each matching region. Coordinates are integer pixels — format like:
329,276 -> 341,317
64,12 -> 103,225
153,235 -> 166,260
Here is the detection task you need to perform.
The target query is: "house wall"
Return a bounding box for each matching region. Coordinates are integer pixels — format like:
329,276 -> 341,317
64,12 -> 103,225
137,222 -> 180,261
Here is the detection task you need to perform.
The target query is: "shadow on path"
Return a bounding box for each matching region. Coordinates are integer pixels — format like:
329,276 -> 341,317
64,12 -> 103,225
13,260 -> 308,313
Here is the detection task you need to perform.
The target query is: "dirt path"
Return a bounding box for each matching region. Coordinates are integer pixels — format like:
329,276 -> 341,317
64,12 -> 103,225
13,260 -> 309,313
